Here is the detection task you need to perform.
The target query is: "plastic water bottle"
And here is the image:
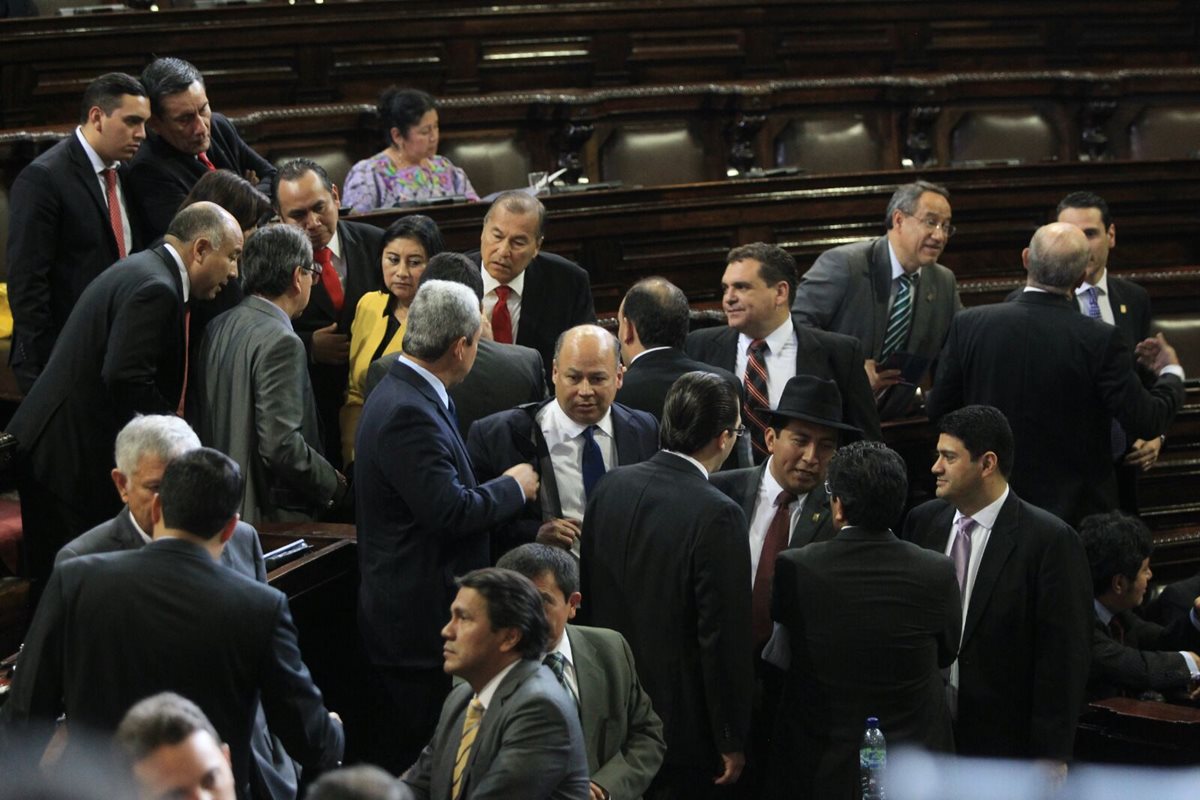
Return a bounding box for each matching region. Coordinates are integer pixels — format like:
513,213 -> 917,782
859,716 -> 886,800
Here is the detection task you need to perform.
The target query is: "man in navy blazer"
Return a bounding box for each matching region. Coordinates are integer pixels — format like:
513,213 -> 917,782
7,73 -> 150,394
468,324 -> 659,559
355,279 -> 539,772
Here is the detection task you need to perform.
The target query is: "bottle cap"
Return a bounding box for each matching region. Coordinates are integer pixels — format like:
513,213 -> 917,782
866,716 -> 879,727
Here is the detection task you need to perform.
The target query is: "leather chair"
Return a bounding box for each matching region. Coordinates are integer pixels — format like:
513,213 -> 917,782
440,137 -> 530,199
774,114 -> 885,173
949,109 -> 1058,166
272,148 -> 354,195
1129,107 -> 1200,160
599,124 -> 708,187
1151,313 -> 1200,379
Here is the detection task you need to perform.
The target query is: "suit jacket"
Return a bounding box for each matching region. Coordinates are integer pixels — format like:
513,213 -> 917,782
792,236 -> 961,362
355,359 -> 527,668
399,659 -> 590,799
466,400 -> 659,556
615,347 -> 742,422
768,528 -> 959,800
928,291 -> 1185,525
194,295 -> 338,523
1089,607 -> 1200,700
1005,274 -> 1152,355
710,463 -> 834,551
902,492 -> 1092,760
126,112 -> 276,239
1,538 -> 344,799
7,245 -> 186,528
684,320 -> 882,441
579,452 -> 754,771
1150,573 -> 1200,628
364,339 -> 547,439
467,250 -> 597,385
566,625 -> 665,800
7,134 -> 145,393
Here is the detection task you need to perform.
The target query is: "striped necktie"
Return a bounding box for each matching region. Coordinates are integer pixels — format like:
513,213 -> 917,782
880,272 -> 915,360
451,698 -> 484,800
743,338 -> 771,463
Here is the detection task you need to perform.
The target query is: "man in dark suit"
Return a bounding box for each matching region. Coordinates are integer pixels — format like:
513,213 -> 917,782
195,224 -> 346,523
274,158 -> 384,469
127,57 -> 276,239
792,180 -> 961,405
468,191 -> 596,385
497,543 -> 666,800
769,441 -> 959,800
363,252 -> 546,438
9,202 -> 242,586
1,448 -> 344,799
355,279 -> 539,771
399,567 -> 590,799
928,222 -> 1185,526
7,72 -> 150,394
1079,511 -> 1200,701
580,372 -> 753,798
468,324 -> 659,558
685,242 -> 881,466
902,405 -> 1092,762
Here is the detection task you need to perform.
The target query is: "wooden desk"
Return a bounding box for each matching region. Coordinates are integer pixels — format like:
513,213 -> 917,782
1078,697 -> 1200,766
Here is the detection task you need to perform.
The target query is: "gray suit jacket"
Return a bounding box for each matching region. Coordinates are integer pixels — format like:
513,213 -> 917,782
710,463 -> 834,550
792,236 -> 961,362
399,659 -> 590,799
194,295 -> 338,523
567,625 -> 665,800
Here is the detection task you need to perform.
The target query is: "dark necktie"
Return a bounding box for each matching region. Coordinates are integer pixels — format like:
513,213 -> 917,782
581,425 -> 605,497
197,151 -> 217,171
950,515 -> 974,593
177,304 -> 191,418
1108,615 -> 1125,644
880,272 -> 915,360
743,338 -> 771,463
543,651 -> 578,706
314,247 -> 344,313
492,285 -> 513,344
752,490 -> 796,647
101,168 -> 127,258
447,395 -> 460,430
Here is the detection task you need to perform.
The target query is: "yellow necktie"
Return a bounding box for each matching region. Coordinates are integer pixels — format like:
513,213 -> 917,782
451,698 -> 484,799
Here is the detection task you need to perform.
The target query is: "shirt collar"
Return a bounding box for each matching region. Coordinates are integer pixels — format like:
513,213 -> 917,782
739,315 -> 794,356
1093,598 -> 1115,626
886,240 -> 922,282
398,355 -> 450,410
326,227 -> 343,261
162,242 -> 191,303
482,265 -> 527,298
552,626 -> 574,666
629,346 -> 671,365
953,485 -> 1009,532
544,396 -> 615,441
128,510 -> 152,545
247,294 -> 293,328
1076,269 -> 1110,297
75,126 -> 119,173
476,659 -> 522,710
663,449 -> 708,478
761,455 -> 807,507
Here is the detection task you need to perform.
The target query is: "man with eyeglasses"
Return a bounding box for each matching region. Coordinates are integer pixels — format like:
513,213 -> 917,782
792,181 -> 962,409
194,223 -> 348,523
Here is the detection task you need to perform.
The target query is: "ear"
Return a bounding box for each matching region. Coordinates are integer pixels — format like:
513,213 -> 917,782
111,468 -> 130,503
1107,223 -> 1117,249
330,183 -> 341,207
453,335 -> 469,363
613,361 -> 624,390
218,513 -> 239,545
151,493 -> 164,527
566,591 -> 581,621
774,280 -> 790,307
291,265 -> 305,295
764,425 -> 778,456
389,126 -> 403,147
979,450 -> 999,478
220,742 -> 232,766
497,627 -> 521,654
86,105 -> 106,129
1021,247 -> 1031,272
1111,573 -> 1129,596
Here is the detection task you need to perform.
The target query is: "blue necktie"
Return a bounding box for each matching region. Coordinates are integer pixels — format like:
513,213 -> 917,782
581,425 -> 605,497
447,395 -> 460,430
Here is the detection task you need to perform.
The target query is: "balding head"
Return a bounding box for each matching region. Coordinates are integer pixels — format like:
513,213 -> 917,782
165,202 -> 243,301
1023,222 -> 1089,292
552,324 -> 624,426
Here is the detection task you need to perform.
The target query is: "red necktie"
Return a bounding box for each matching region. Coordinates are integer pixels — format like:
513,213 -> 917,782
743,339 -> 771,463
177,305 -> 191,417
491,285 -> 513,344
197,152 -> 216,171
315,247 -> 344,313
752,490 -> 796,647
101,168 -> 127,258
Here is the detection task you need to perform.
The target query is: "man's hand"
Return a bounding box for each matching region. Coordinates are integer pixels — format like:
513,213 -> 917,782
1123,437 -> 1163,472
713,751 -> 745,785
1135,333 -> 1180,373
536,518 -> 581,550
588,781 -> 608,800
312,323 -> 350,365
243,168 -> 260,186
328,711 -> 343,724
504,463 -> 540,501
865,359 -> 903,394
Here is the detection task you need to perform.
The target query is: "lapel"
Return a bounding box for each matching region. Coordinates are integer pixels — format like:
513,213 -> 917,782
1104,278 -> 1138,343
790,484 -> 832,548
792,320 -> 827,377
609,404 -> 640,466
868,237 -> 892,356
391,359 -> 472,474
734,464 -> 765,521
509,400 -> 562,517
961,492 -> 1020,645
710,326 -> 739,374
565,627 -> 599,730
514,256 -> 544,350
113,507 -> 148,551
466,660 -> 540,788
433,686 -> 473,795
67,135 -> 118,251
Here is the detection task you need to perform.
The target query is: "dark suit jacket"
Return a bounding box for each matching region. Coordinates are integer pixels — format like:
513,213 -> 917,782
684,321 -> 882,442
710,463 -> 834,551
7,134 -> 145,393
1089,607 -> 1200,700
126,113 -> 276,239
364,339 -> 546,439
1151,573 -> 1200,628
1005,275 -> 1152,356
398,658 -> 590,799
902,492 -> 1093,760
566,625 -> 665,800
928,291 -> 1185,525
7,245 -> 186,528
1,538 -> 343,799
467,250 -> 596,384
769,528 -> 959,800
579,452 -> 754,771
615,347 -> 742,422
466,399 -> 659,556
355,359 -> 527,668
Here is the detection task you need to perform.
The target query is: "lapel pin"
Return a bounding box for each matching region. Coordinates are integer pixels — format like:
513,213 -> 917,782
1120,304 -> 1127,314
812,512 -> 821,523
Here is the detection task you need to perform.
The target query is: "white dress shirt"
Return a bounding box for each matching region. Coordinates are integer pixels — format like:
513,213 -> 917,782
75,127 -> 133,253
475,659 -> 522,713
536,400 -> 616,555
482,268 -> 526,341
745,457 -> 806,584
548,630 -> 580,706
735,316 -> 798,408
161,242 -> 192,303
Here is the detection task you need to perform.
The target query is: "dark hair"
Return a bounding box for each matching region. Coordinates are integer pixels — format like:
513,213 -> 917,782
456,568 -> 549,660
422,252 -> 484,301
304,766 -> 402,800
621,277 -> 689,350
158,448 -> 243,540
376,215 -> 444,292
726,242 -> 798,305
484,191 -> 545,242
378,86 -> 437,147
115,692 -> 221,763
1057,191 -> 1112,229
662,371 -> 738,454
496,543 -> 580,599
824,440 -> 907,530
273,158 -> 334,207
241,224 -> 313,298
140,57 -> 204,117
79,72 -> 146,125
884,180 -> 951,229
180,170 -> 272,233
1080,512 -> 1153,599
937,404 -> 1015,478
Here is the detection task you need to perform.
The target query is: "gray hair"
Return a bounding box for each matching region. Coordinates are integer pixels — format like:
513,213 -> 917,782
483,191 -> 545,241
884,180 -> 950,229
113,414 -> 201,477
1027,223 -> 1089,288
402,279 -> 482,361
166,201 -> 233,250
241,224 -> 313,298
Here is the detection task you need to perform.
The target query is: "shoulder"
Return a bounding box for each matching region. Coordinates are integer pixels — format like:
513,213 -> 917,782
471,406 -> 534,437
709,466 -> 756,492
908,498 -> 953,526
1006,494 -> 1076,538
339,218 -> 385,246
1108,274 -> 1150,301
530,252 -> 589,283
355,291 -> 389,316
925,261 -> 959,287
816,237 -> 877,265
686,325 -> 733,347
612,402 -> 658,431
798,323 -> 863,357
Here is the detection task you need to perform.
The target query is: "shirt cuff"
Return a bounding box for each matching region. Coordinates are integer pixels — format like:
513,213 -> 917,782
1159,364 -> 1185,380
1181,650 -> 1200,679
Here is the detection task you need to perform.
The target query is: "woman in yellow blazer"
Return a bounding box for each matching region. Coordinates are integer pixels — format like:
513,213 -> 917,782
340,214 -> 443,464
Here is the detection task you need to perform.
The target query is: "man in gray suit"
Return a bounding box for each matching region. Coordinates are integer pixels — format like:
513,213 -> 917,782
792,180 -> 962,408
399,567 -> 590,799
194,224 -> 347,523
497,543 -> 666,800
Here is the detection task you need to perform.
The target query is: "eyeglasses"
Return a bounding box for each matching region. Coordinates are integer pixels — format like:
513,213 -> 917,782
904,213 -> 956,239
728,425 -> 748,439
301,262 -> 323,277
